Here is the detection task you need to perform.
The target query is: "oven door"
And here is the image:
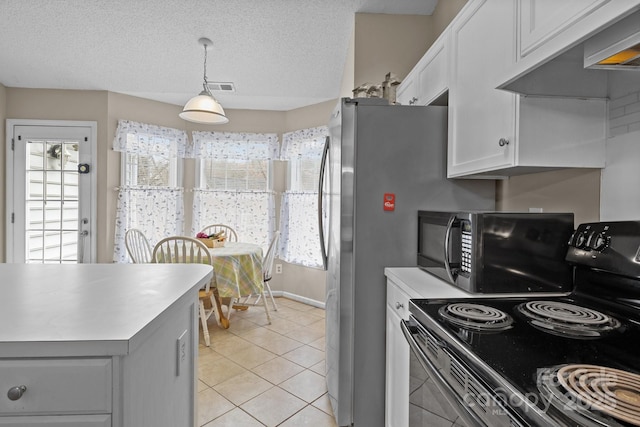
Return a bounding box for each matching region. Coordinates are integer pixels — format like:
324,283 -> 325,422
401,318 -> 475,427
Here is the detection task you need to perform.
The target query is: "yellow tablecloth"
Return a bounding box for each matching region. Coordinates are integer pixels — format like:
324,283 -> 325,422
209,242 -> 263,298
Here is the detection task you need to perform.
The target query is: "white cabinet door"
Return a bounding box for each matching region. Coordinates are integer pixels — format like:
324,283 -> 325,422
396,30 -> 450,107
501,0 -> 640,93
448,0 -> 516,177
415,30 -> 450,106
396,72 -> 418,106
385,280 -> 411,427
386,305 -> 409,427
519,0 -> 609,58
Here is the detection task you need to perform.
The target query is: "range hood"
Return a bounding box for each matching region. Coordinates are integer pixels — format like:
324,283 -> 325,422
584,9 -> 640,70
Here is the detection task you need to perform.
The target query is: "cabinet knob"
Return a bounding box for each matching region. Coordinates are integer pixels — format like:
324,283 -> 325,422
408,97 -> 418,105
395,302 -> 404,310
7,385 -> 26,401
498,138 -> 509,147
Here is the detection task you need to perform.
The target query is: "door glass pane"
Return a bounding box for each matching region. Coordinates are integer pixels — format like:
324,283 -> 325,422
27,141 -> 44,170
26,231 -> 43,263
63,201 -> 79,229
61,230 -> 78,262
63,172 -> 79,200
44,201 -> 62,230
26,171 -> 44,198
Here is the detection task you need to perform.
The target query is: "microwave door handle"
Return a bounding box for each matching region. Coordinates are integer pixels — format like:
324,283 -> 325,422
444,215 -> 457,284
317,135 -> 330,271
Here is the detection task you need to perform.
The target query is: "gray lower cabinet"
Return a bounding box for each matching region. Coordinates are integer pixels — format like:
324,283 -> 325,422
0,292 -> 198,427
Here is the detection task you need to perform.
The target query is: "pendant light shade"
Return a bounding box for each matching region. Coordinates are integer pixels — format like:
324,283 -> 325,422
180,38 -> 229,125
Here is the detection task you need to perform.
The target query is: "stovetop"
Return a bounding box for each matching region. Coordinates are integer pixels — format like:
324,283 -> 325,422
410,294 -> 640,426
411,294 -> 640,390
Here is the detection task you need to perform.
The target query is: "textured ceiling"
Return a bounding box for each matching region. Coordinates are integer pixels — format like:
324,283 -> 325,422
0,0 -> 437,111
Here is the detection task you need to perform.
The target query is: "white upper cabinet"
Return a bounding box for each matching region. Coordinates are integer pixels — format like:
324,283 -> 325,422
500,0 -> 640,95
396,29 -> 450,107
448,0 -> 517,177
447,0 -> 607,178
519,0 -> 609,60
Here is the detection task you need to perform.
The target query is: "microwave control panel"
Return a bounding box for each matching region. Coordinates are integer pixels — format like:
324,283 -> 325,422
460,220 -> 472,274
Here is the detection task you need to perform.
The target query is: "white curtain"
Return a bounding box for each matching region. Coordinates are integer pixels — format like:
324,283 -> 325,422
113,119 -> 189,158
191,131 -> 279,251
112,120 -> 188,263
192,190 -> 275,251
191,131 -> 279,160
279,126 -> 328,268
113,187 -> 184,263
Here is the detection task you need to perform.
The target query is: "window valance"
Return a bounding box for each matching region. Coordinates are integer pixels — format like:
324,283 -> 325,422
113,120 -> 189,158
280,126 -> 328,160
192,131 -> 279,160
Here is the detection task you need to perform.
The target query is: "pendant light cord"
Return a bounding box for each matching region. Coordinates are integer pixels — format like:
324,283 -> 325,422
202,42 -> 213,96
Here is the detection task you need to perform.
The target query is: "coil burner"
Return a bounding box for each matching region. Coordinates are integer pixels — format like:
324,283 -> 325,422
517,301 -> 622,338
538,364 -> 640,426
438,303 -> 513,332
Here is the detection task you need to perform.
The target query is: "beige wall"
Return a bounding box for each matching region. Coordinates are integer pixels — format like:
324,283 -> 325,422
496,169 -> 601,225
354,13 -> 433,87
430,0 -> 468,38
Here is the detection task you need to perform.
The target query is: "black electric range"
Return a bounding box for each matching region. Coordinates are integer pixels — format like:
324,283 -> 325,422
406,221 -> 640,427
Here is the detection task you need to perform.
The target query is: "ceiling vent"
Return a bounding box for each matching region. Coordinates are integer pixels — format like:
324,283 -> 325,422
206,82 -> 236,92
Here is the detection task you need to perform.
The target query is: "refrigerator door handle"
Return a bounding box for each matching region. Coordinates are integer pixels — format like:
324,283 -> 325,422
318,135 -> 330,270
444,215 -> 458,284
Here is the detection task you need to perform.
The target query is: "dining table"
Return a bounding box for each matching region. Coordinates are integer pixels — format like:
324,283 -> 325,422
207,241 -> 264,328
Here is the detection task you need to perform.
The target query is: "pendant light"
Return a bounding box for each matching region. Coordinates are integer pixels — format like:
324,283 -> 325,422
179,37 -> 229,125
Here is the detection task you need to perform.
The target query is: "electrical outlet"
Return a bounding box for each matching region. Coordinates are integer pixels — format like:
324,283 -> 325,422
275,264 -> 283,274
176,330 -> 187,376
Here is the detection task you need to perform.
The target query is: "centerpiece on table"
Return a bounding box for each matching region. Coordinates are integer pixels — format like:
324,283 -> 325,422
196,230 -> 227,248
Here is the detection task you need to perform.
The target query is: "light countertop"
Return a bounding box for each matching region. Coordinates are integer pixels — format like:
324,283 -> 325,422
0,263 -> 213,358
384,267 -> 471,299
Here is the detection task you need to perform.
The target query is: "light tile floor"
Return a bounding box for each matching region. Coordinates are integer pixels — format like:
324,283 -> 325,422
197,297 -> 338,427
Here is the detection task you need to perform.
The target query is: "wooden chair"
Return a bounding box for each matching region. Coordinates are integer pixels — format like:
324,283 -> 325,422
152,236 -> 225,345
239,231 -> 280,311
124,228 -> 152,263
199,224 -> 238,242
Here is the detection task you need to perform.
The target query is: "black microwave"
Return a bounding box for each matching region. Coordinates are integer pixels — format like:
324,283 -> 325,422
417,211 -> 575,293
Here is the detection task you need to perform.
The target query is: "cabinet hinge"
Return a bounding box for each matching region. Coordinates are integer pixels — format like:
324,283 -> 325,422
11,138 -> 14,150
11,213 -> 15,224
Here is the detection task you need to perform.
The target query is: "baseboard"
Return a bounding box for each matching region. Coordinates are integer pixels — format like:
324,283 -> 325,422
273,290 -> 325,309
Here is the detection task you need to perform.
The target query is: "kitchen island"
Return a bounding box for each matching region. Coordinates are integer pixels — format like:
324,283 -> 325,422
0,263 -> 213,427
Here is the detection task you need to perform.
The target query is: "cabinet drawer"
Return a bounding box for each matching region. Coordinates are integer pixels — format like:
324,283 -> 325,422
0,415 -> 110,426
387,281 -> 411,320
0,358 -> 111,415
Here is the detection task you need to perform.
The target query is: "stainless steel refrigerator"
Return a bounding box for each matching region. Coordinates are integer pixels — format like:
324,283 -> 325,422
320,98 -> 495,427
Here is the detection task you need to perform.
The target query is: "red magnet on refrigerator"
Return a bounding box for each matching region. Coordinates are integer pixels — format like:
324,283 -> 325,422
383,193 -> 395,211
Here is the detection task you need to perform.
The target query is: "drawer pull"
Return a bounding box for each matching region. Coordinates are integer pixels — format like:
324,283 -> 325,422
395,302 -> 404,310
7,385 -> 26,401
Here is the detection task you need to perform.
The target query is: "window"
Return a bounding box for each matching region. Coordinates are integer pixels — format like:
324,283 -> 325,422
191,132 -> 278,250
112,120 -> 187,262
279,126 -> 328,268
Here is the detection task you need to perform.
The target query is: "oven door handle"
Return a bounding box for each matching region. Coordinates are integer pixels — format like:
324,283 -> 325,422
400,320 -> 486,427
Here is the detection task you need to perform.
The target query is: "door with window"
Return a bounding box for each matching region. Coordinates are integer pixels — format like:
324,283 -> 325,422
6,120 -> 96,263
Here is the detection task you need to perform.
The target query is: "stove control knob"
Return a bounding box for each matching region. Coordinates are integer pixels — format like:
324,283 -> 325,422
574,231 -> 591,249
590,233 -> 609,251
